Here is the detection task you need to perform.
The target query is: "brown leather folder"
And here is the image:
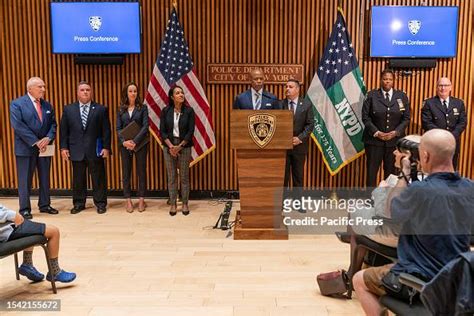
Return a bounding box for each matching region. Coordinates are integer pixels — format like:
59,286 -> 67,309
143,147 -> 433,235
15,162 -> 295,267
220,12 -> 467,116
119,121 -> 149,152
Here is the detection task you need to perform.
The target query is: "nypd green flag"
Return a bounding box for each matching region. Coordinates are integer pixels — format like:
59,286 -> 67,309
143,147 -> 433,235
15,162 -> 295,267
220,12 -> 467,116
306,9 -> 366,175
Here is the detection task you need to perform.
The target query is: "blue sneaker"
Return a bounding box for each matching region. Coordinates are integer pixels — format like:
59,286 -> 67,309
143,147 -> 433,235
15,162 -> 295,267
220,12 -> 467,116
18,264 -> 44,282
46,270 -> 76,283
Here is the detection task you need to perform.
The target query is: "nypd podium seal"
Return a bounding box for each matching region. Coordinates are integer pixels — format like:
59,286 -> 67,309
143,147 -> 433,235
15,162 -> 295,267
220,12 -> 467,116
248,114 -> 276,148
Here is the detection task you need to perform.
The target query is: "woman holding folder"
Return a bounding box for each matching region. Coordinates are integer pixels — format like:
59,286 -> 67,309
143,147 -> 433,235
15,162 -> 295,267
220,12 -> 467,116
117,82 -> 149,212
160,85 -> 195,216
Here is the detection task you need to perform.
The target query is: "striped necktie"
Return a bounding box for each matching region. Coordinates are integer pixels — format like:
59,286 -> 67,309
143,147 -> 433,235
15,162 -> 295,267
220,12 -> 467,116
254,92 -> 261,110
81,104 -> 89,129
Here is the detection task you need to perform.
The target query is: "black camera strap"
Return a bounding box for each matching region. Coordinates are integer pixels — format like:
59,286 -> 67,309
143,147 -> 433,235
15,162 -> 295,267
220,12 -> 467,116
397,171 -> 411,184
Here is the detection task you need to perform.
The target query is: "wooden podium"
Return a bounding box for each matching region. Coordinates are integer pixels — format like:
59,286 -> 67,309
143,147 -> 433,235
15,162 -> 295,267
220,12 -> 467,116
231,110 -> 292,240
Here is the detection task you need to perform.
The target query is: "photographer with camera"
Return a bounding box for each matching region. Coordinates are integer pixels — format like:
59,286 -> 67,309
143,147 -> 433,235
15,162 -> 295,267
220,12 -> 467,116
350,135 -> 422,248
353,129 -> 474,316
362,69 -> 410,188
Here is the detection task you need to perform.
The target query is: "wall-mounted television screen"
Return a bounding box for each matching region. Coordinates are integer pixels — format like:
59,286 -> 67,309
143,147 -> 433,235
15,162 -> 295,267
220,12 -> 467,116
370,6 -> 458,58
50,2 -> 141,54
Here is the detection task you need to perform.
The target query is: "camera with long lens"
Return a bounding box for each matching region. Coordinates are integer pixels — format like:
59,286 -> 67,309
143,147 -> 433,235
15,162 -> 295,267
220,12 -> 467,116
396,137 -> 420,182
396,138 -> 419,162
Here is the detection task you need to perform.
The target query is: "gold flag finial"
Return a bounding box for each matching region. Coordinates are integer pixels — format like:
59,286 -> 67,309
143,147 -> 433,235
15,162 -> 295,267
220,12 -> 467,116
337,0 -> 345,20
172,0 -> 177,9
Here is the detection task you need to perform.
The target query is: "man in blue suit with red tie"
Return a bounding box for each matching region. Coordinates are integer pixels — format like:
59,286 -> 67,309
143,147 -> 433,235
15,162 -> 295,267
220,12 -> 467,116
233,68 -> 278,110
10,77 -> 58,219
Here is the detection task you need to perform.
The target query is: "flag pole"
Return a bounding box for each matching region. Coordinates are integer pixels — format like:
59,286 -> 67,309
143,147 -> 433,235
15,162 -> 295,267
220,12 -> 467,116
172,0 -> 177,9
333,0 -> 343,196
356,0 -> 367,188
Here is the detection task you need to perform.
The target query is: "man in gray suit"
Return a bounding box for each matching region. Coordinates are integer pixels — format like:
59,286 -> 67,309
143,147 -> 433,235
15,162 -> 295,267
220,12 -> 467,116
274,79 -> 315,188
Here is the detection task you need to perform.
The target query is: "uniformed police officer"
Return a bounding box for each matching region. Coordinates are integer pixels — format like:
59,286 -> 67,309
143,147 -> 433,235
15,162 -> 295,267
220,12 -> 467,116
362,69 -> 410,187
421,77 -> 467,170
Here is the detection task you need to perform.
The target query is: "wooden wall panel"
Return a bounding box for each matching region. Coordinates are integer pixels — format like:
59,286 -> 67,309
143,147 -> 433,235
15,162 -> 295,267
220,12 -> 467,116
0,0 -> 472,193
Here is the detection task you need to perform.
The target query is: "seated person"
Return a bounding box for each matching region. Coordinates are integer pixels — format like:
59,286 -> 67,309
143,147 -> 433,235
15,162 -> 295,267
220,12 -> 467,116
351,135 -> 423,248
0,204 -> 76,283
350,179 -> 399,248
353,129 -> 474,316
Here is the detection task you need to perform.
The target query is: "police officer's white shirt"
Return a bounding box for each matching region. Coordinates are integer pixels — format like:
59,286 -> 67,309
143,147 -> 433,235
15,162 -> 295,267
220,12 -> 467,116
440,96 -> 450,109
381,88 -> 393,101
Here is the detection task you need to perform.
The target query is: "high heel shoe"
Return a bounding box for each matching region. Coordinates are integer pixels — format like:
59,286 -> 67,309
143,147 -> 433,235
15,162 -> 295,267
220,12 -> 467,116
138,199 -> 146,212
125,200 -> 134,213
169,204 -> 177,216
182,204 -> 190,216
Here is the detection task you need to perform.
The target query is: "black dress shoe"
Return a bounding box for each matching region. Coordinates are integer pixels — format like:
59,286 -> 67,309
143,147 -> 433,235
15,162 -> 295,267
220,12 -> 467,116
70,206 -> 85,214
335,231 -> 351,244
21,211 -> 33,219
97,207 -> 107,214
39,206 -> 59,214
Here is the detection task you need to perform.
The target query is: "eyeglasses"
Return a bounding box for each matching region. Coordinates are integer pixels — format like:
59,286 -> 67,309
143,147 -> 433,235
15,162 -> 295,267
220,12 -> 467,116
437,84 -> 451,87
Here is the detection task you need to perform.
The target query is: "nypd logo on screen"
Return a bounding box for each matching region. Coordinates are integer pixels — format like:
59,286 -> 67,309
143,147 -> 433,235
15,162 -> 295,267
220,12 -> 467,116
73,16 -> 119,42
391,19 -> 435,46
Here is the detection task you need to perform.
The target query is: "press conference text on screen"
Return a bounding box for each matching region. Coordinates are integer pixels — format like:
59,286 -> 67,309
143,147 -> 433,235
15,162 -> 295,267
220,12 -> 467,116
73,36 -> 119,42
391,39 -> 436,46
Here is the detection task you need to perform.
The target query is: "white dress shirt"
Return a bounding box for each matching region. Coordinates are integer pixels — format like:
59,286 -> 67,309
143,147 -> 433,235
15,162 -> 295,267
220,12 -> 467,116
173,111 -> 180,137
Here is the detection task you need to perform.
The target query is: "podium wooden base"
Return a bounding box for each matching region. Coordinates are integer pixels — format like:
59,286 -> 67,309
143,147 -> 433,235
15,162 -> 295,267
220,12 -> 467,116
233,213 -> 288,240
231,110 -> 293,240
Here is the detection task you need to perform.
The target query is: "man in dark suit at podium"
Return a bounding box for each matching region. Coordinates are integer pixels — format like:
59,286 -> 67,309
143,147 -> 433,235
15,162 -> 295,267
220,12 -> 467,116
233,68 -> 278,110
60,81 -> 111,214
421,77 -> 467,170
10,77 -> 58,219
274,79 -> 315,188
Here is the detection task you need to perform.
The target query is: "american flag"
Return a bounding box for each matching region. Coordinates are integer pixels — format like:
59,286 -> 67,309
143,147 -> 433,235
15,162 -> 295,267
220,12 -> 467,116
145,7 -> 215,166
316,11 -> 361,90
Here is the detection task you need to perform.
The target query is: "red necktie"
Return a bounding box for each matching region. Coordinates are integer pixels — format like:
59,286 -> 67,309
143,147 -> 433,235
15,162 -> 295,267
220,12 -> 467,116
34,99 -> 43,122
